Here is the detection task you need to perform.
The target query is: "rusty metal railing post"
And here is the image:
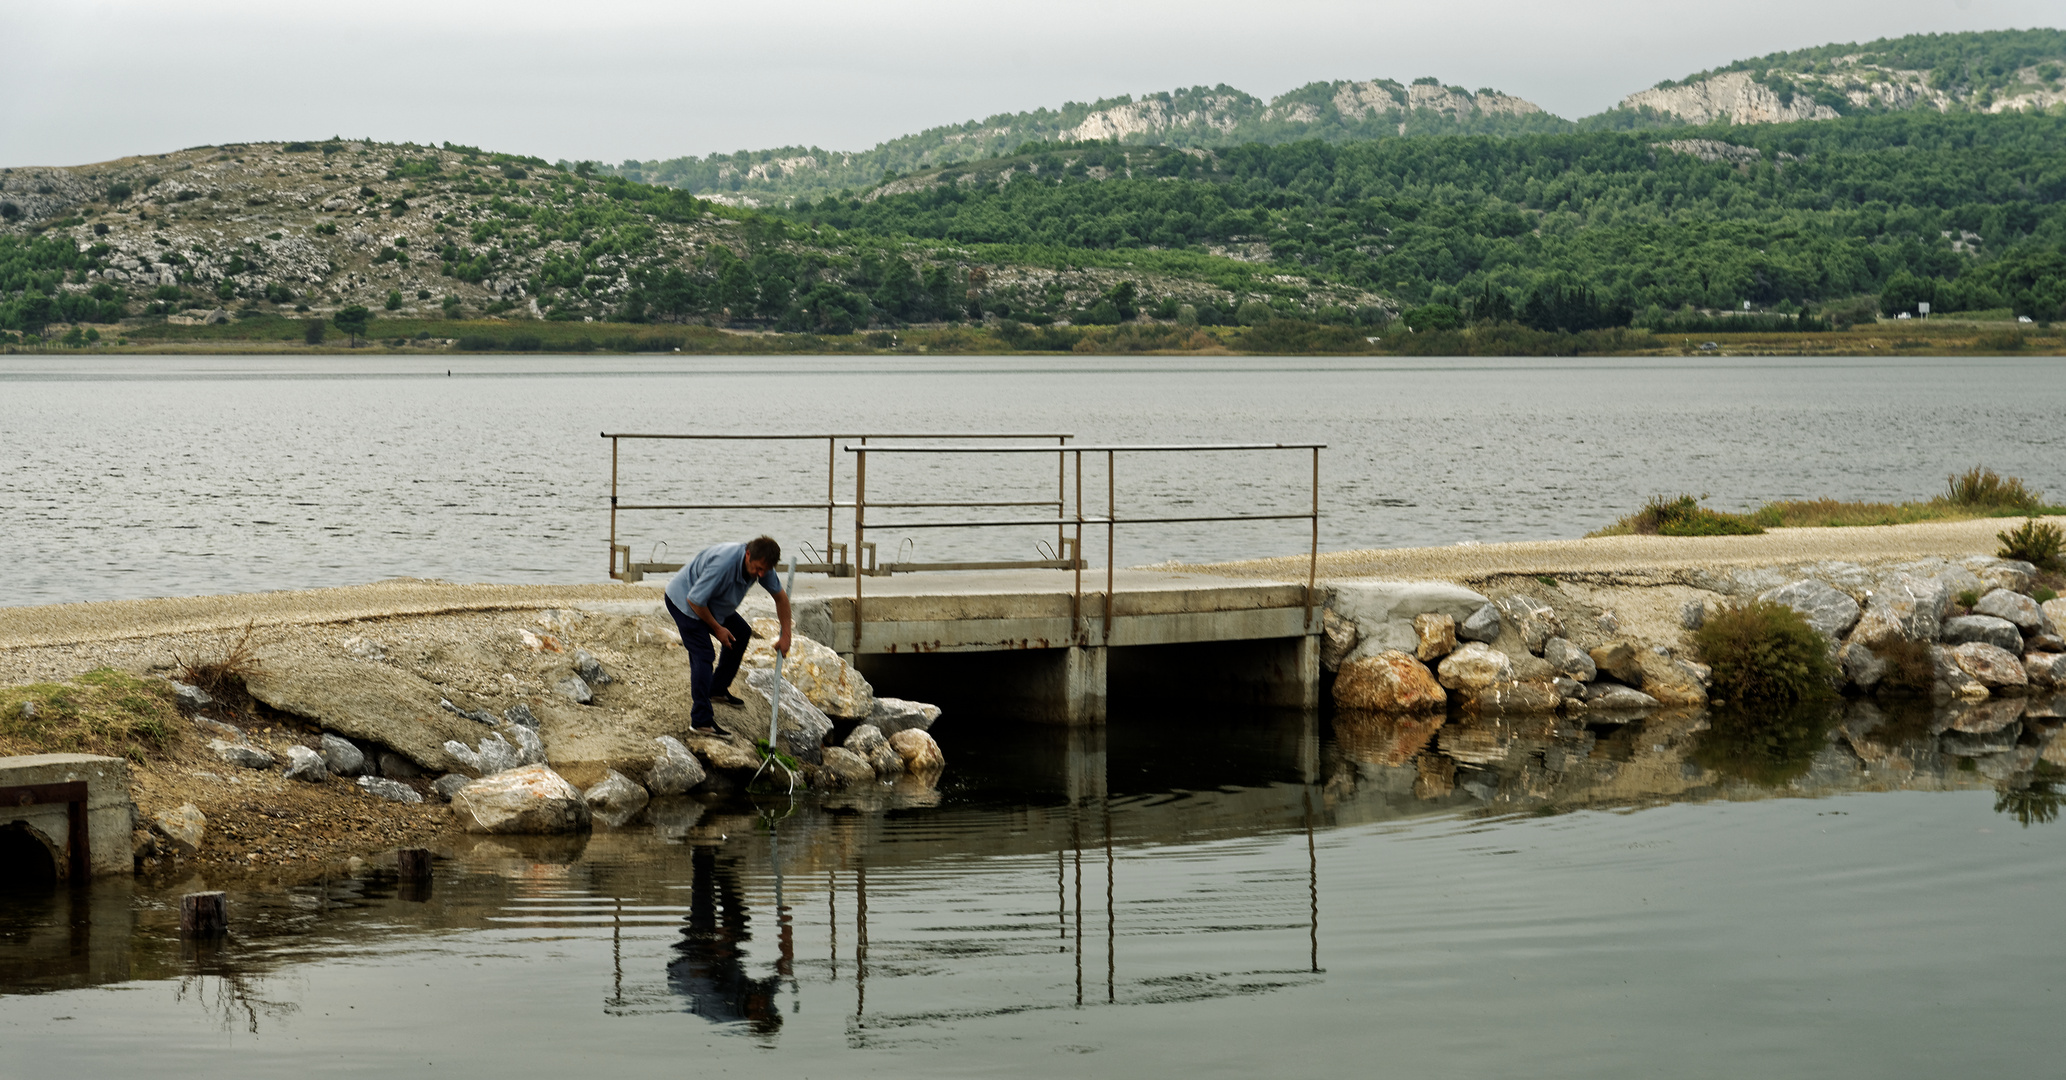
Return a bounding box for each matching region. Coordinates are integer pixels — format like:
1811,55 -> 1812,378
1308,445 -> 1319,629
1073,449 -> 1084,645
608,434 -> 620,579
1104,449 -> 1115,644
827,436 -> 837,568
853,446 -> 866,654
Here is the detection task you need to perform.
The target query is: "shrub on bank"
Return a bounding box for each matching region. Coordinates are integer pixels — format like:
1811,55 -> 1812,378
1693,600 -> 1837,705
1998,517 -> 2064,570
1593,494 -> 1765,537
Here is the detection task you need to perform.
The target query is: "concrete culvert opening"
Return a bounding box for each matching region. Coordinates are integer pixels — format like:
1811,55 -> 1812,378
0,822 -> 60,889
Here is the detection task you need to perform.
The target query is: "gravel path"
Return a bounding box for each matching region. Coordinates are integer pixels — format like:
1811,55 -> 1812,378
0,578 -> 662,650
1189,516 -> 2062,584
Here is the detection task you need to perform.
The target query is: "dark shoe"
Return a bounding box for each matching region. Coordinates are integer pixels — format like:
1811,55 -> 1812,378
715,692 -> 745,707
689,723 -> 733,737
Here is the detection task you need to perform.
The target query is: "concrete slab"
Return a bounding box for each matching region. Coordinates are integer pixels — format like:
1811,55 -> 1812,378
0,754 -> 134,879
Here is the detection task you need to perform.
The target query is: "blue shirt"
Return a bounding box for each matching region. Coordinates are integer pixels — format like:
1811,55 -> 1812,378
664,541 -> 783,621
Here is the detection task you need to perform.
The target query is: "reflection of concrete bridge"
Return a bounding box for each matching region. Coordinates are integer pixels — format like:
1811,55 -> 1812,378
603,434 -> 1326,724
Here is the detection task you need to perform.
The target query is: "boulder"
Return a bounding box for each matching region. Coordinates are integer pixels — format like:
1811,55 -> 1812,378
319,733 -> 366,776
888,728 -> 945,773
1946,698 -> 2027,734
744,618 -> 876,718
1494,595 -> 1564,655
192,715 -> 246,741
151,804 -> 205,855
645,736 -> 708,795
1328,581 -> 1493,660
1334,650 -> 1446,712
452,764 -> 591,834
1412,613 -> 1457,662
846,724 -> 906,777
282,745 -> 329,782
443,730 -> 537,777
867,697 -> 941,735
1319,608 -> 1360,671
1849,573 -> 1951,648
2024,653 -> 2066,689
1837,641 -> 1888,691
211,739 -> 274,770
1581,683 -> 1660,710
582,770 -> 649,827
1436,642 -> 1512,691
572,649 -> 613,686
739,667 -> 834,765
1969,557 -> 2037,594
1974,588 -> 2045,632
1931,646 -> 1992,701
433,773 -> 472,802
1634,651 -> 1709,706
1542,637 -> 1596,681
1458,602 -> 1502,644
819,747 -> 878,789
243,653 -> 489,772
1757,579 -> 1862,641
357,776 -> 424,803
553,675 -> 594,705
1457,681 -> 1563,714
169,680 -> 213,710
1942,615 -> 2024,652
2043,599 -> 2066,638
1950,642 -> 2029,690
1552,676 -> 1585,700
1588,641 -> 1644,685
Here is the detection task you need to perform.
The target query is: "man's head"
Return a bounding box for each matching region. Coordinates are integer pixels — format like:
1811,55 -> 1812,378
744,535 -> 781,577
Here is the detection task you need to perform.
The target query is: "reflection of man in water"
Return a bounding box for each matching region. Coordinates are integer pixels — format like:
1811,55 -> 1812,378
669,846 -> 783,1034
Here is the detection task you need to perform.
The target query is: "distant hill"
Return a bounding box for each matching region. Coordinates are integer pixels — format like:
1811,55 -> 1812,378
1594,28 -> 2066,127
611,78 -> 1564,204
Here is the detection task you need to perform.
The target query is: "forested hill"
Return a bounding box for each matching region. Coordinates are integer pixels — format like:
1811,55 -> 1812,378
610,79 -> 1561,204
782,108 -> 2066,323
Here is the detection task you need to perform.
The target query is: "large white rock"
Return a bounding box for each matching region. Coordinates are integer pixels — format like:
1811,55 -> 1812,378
1942,615 -> 2023,653
452,764 -> 591,834
888,728 -> 945,773
1849,573 -> 1951,648
744,617 -> 876,718
1493,595 -> 1564,655
1950,642 -> 2029,690
867,697 -> 941,735
1973,588 -> 2045,632
844,723 -> 904,777
151,804 -> 206,855
645,735 -> 707,795
1436,642 -> 1513,691
740,667 -> 834,764
1757,579 -> 1862,641
582,770 -> 650,827
1328,581 -> 1493,662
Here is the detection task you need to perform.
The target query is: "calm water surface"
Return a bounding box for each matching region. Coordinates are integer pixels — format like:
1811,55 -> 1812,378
5,354 -> 2066,606
3,701 -> 2062,1078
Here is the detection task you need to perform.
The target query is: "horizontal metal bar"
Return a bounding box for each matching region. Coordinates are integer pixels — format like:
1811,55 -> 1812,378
631,562 -> 684,572
602,432 -> 1073,441
1102,513 -> 1318,525
615,502 -> 837,511
863,517 -> 1091,530
865,500 -> 1064,509
864,513 -> 1312,529
0,781 -> 88,807
848,443 -> 1325,453
884,559 -> 1086,572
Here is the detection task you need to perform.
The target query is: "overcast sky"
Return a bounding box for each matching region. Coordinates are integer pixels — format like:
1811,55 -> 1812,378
7,0 -> 2060,169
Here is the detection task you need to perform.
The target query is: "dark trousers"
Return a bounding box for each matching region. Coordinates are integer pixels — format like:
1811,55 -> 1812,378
665,597 -> 753,729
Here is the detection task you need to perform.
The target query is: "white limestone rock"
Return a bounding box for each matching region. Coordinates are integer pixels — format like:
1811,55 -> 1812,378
452,764 -> 591,834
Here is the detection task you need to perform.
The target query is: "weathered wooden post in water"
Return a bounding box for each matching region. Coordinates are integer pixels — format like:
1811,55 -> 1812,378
180,891 -> 227,937
398,847 -> 433,902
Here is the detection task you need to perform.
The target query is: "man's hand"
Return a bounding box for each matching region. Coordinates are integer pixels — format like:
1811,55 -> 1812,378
713,625 -> 736,648
775,629 -> 793,657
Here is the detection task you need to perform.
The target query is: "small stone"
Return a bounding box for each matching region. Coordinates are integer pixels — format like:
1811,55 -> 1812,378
1494,595 -> 1564,655
503,703 -> 538,727
865,697 -> 941,735
320,733 -> 365,776
1597,611 -> 1621,634
1950,641 -> 2029,690
282,745 -> 329,782
1974,588 -> 2045,632
1931,645 -> 1992,701
1552,676 -> 1585,699
169,680 -> 213,710
433,773 -> 473,801
1588,641 -> 1644,685
1681,600 -> 1707,630
888,728 -> 945,773
19,700 -> 38,720
573,650 -> 613,686
1412,613 -> 1457,662
1335,650 -> 1447,712
1458,603 -> 1502,643
151,804 -> 206,855
846,723 -> 904,776
553,675 -> 593,705
378,752 -> 423,779
820,746 -> 877,788
582,770 -> 650,827
439,697 -> 500,724
1942,615 -> 2024,653
1436,642 -> 1512,691
357,775 -> 424,803
211,739 -> 274,770
192,715 -> 246,741
1542,637 -> 1596,681
646,735 -> 707,796
1581,683 -> 1661,710
2024,653 -> 2066,688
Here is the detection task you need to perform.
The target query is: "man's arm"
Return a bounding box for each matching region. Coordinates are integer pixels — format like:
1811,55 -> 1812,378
772,590 -> 793,656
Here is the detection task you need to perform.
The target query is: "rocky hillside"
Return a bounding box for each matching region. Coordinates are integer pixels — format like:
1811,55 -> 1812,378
1606,28 -> 2066,126
615,78 -> 1560,205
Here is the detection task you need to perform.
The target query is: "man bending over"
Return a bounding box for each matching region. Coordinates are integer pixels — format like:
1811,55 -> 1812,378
663,535 -> 793,735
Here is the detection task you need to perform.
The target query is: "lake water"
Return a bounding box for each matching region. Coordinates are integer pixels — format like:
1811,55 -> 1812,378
6,354 -> 2066,607
3,698 -> 2064,1078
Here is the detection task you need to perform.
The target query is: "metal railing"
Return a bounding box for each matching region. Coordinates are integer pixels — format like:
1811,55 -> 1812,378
600,431 -> 1075,582
847,442 -> 1323,651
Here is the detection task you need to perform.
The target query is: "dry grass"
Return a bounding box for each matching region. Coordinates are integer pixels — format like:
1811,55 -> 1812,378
0,669 -> 180,763
1594,467 -> 2066,536
171,621 -> 266,698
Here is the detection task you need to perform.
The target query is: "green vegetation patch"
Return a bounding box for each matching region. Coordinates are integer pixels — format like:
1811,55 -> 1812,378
1593,494 -> 1766,537
0,669 -> 179,764
1694,600 -> 1838,706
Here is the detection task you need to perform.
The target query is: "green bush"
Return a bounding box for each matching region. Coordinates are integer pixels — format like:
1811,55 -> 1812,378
456,334 -> 499,350
1610,494 -> 1766,537
1997,517 -> 2064,570
384,289 -> 403,311
1693,599 -> 1837,705
1948,466 -> 2042,510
